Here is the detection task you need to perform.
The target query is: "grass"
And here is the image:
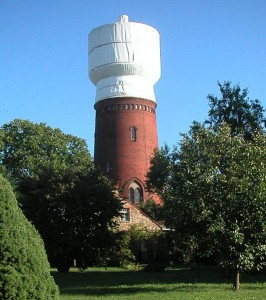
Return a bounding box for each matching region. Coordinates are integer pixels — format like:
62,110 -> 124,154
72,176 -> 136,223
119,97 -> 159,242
52,265 -> 266,300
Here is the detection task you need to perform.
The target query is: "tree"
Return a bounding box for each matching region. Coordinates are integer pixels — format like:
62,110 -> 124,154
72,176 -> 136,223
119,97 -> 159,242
0,119 -> 121,271
147,123 -> 266,289
59,172 -> 121,270
0,174 -> 59,299
206,81 -> 265,140
113,225 -> 168,270
140,198 -> 164,222
0,119 -> 91,185
146,145 -> 171,196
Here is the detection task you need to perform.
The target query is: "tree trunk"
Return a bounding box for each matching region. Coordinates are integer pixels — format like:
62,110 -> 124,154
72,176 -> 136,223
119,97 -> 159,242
234,269 -> 240,290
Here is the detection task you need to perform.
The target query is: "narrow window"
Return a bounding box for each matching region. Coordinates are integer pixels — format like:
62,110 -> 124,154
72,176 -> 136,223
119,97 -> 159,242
129,188 -> 134,203
130,127 -> 137,141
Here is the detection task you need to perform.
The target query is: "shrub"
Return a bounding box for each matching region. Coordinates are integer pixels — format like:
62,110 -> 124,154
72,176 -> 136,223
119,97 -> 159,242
112,225 -> 169,271
0,175 -> 59,299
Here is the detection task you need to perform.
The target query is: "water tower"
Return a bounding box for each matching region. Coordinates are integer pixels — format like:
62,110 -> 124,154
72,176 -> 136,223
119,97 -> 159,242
88,15 -> 161,204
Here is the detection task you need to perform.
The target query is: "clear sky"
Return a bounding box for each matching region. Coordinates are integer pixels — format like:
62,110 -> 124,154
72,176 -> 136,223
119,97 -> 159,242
1,0 -> 265,154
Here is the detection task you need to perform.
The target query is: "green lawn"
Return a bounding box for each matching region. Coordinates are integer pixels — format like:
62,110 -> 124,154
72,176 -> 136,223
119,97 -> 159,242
52,265 -> 266,300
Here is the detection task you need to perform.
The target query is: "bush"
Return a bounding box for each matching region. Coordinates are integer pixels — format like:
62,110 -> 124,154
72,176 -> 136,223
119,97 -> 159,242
112,225 -> 169,271
0,175 -> 59,299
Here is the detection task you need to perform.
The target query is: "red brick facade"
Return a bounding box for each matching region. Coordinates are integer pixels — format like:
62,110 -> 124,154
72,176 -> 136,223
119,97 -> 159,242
94,97 -> 159,204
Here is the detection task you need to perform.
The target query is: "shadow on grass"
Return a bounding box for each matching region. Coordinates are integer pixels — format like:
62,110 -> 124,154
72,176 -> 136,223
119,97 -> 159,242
52,265 -> 266,297
56,284 -> 223,297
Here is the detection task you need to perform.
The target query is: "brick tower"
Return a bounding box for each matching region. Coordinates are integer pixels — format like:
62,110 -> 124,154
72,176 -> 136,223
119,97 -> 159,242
88,15 -> 161,206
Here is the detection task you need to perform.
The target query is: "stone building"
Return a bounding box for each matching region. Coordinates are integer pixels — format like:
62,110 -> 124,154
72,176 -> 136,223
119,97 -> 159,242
118,201 -> 163,231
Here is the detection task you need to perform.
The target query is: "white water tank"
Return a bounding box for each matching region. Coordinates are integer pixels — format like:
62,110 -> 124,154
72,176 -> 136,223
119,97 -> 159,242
88,15 -> 161,103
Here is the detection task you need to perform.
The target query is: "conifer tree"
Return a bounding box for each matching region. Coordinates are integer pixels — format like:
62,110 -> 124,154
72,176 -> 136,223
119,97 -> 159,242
0,174 -> 59,299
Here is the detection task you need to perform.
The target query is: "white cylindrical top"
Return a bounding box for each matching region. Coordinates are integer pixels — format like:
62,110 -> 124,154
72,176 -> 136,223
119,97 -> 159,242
88,15 -> 161,103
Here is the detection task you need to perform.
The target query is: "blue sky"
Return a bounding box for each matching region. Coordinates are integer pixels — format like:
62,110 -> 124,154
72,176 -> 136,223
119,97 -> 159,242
1,0 -> 265,154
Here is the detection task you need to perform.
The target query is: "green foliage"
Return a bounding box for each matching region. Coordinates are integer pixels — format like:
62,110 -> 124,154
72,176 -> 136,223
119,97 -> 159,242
140,198 -> 164,222
0,119 -> 92,183
0,119 -> 121,272
113,230 -> 139,270
60,172 -> 121,271
148,81 -> 266,288
206,81 -> 265,140
146,145 -> 171,196
147,123 -> 266,284
0,174 -> 59,299
113,225 -> 168,270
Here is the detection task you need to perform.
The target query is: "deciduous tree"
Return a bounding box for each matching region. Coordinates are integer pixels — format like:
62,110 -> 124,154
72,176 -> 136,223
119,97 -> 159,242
147,123 -> 266,289
206,81 -> 265,139
0,119 -> 121,271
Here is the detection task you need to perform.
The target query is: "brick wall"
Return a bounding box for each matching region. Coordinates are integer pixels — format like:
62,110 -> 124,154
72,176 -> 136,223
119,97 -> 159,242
94,97 -> 160,203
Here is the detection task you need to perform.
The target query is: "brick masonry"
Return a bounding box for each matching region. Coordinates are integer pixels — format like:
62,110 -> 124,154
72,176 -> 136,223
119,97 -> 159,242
94,97 -> 160,203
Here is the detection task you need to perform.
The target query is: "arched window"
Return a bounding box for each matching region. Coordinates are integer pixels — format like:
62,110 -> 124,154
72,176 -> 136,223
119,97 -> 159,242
130,127 -> 137,141
129,188 -> 134,203
128,182 -> 143,204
